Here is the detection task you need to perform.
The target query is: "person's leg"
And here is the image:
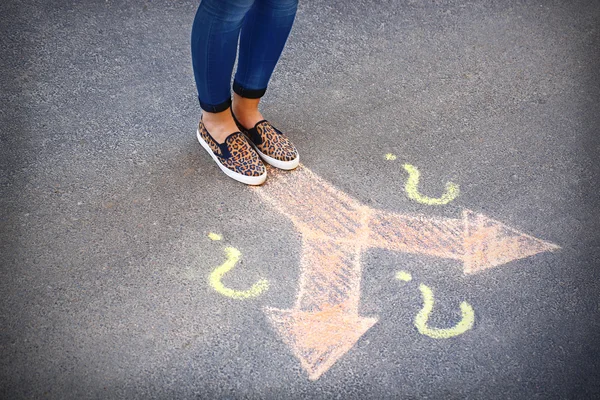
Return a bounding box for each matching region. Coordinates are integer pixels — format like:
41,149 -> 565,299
191,0 -> 267,185
231,0 -> 299,129
191,0 -> 254,143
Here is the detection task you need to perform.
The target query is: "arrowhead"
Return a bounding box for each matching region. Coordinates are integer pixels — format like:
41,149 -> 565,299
463,210 -> 560,274
265,306 -> 378,380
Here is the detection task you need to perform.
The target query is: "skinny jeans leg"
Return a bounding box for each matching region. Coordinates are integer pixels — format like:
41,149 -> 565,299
233,0 -> 298,98
191,0 -> 298,113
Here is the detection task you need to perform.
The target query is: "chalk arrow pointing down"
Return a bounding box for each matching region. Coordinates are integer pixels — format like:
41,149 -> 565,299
253,165 -> 559,380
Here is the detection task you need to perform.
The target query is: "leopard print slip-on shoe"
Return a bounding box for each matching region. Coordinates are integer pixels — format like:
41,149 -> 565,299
196,120 -> 267,185
233,117 -> 299,170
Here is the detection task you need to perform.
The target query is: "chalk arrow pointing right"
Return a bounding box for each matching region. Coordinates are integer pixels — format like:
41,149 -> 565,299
369,209 -> 560,274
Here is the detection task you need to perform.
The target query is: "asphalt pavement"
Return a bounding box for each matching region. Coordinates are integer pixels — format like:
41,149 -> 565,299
1,0 -> 599,398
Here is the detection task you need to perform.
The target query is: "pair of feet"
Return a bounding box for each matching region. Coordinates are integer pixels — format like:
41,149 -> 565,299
197,110 -> 299,185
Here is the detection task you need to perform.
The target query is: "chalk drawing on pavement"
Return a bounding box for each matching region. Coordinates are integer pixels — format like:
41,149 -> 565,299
396,270 -> 413,282
209,246 -> 269,299
253,164 -> 558,380
385,153 -> 397,160
403,163 -> 460,205
396,272 -> 474,338
208,232 -> 222,241
414,283 -> 474,339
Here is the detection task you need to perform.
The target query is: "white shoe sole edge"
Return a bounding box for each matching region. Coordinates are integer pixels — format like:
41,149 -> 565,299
252,143 -> 300,170
197,129 -> 267,186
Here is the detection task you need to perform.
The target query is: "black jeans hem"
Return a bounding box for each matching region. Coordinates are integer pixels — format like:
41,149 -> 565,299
199,96 -> 231,113
233,80 -> 267,99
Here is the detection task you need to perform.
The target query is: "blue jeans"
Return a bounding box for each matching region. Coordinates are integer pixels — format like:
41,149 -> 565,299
191,0 -> 298,113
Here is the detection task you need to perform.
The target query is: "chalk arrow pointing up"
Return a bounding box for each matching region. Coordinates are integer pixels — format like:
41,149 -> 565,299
253,165 -> 559,380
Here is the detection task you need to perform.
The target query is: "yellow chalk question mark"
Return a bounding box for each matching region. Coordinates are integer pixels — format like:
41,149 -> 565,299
403,164 -> 459,205
208,234 -> 269,299
415,283 -> 474,339
396,271 -> 474,339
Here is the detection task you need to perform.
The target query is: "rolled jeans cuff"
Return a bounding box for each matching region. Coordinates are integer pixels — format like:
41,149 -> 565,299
199,96 -> 231,113
233,80 -> 267,99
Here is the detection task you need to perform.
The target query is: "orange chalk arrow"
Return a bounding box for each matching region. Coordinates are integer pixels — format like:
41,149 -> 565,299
265,238 -> 378,380
253,165 -> 559,380
369,208 -> 560,274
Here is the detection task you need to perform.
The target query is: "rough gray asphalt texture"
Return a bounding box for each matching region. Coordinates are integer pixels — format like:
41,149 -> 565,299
1,0 -> 599,398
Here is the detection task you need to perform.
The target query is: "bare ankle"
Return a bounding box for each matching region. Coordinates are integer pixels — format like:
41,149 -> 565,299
202,108 -> 239,144
232,94 -> 264,129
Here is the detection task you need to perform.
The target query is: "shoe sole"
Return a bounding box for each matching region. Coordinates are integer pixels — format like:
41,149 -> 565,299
251,143 -> 300,170
197,128 -> 267,186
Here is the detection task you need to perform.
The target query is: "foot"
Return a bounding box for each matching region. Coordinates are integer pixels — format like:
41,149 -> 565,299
196,120 -> 266,185
201,108 -> 240,144
231,93 -> 299,170
232,119 -> 300,171
232,93 -> 264,130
